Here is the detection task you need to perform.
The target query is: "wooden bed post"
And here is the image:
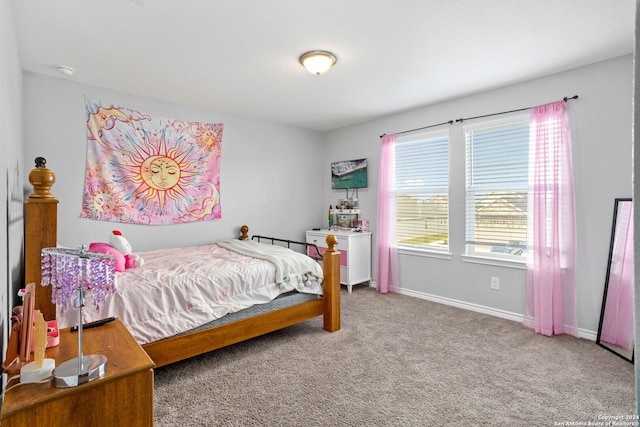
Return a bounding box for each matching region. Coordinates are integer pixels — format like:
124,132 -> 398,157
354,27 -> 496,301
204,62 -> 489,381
322,234 -> 340,332
239,225 -> 249,240
25,157 -> 58,321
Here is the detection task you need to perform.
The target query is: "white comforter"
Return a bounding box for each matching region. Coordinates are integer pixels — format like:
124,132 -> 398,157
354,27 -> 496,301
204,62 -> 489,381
58,241 -> 323,344
217,239 -> 323,285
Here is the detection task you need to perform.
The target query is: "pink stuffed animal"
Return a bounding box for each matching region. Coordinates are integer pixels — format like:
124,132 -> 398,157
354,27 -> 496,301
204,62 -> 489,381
89,230 -> 144,272
109,230 -> 144,269
88,241 -> 127,272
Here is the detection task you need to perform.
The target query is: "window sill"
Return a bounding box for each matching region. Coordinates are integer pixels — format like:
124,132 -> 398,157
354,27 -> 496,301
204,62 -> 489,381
461,254 -> 526,270
398,247 -> 452,260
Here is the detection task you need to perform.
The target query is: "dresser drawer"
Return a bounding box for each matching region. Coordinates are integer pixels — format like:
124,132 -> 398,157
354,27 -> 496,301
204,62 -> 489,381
306,233 -> 325,247
306,233 -> 348,249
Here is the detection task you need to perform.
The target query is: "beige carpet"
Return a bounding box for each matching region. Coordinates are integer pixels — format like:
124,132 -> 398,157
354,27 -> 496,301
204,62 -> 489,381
154,287 -> 635,426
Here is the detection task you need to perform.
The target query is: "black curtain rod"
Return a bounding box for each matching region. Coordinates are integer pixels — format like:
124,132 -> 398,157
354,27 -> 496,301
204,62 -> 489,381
454,95 -> 578,124
380,95 -> 578,138
380,119 -> 454,139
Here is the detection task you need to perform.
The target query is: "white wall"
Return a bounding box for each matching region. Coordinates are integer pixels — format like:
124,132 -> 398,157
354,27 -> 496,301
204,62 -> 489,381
1,0 -> 24,385
324,55 -> 633,337
22,73 -> 326,251
632,0 -> 639,411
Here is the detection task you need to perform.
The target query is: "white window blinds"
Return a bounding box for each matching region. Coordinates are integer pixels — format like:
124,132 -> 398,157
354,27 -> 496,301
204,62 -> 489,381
395,131 -> 449,251
464,117 -> 529,258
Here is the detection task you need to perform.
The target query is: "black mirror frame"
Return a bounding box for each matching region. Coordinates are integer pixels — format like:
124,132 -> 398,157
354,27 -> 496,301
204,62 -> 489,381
596,197 -> 634,363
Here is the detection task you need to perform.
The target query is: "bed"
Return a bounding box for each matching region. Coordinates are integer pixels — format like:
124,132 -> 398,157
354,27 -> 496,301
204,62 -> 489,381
24,159 -> 340,367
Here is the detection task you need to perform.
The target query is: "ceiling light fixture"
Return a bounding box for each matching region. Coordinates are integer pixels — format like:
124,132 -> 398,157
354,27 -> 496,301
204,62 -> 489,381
56,66 -> 75,77
299,51 -> 337,75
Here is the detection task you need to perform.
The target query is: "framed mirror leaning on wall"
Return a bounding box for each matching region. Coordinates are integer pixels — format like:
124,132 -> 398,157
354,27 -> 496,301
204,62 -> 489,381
596,198 -> 634,363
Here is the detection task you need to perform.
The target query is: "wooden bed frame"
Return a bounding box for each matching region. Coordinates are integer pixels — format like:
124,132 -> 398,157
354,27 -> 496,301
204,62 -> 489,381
24,159 -> 340,367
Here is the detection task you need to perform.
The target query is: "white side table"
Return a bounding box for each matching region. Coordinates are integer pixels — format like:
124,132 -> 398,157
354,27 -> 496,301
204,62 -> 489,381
306,230 -> 372,293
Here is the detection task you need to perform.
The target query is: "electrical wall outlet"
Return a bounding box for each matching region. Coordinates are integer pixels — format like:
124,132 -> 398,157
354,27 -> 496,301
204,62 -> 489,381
491,277 -> 500,290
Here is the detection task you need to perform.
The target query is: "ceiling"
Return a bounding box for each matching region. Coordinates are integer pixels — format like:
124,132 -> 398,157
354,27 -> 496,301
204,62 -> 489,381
9,0 -> 635,132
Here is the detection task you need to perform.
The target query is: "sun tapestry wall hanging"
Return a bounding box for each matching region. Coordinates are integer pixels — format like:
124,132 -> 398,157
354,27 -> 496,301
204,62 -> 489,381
81,98 -> 223,225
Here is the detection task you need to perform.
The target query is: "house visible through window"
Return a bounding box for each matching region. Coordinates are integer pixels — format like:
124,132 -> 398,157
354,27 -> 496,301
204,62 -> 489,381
394,130 -> 449,252
464,116 -> 529,259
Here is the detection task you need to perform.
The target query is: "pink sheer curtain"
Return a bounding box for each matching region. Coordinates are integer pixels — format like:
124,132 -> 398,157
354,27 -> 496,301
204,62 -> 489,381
376,134 -> 398,293
600,201 -> 634,349
523,100 -> 578,337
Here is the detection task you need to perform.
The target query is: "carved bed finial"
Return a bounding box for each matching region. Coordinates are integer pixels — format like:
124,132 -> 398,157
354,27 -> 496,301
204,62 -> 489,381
239,225 -> 249,240
35,157 -> 46,168
325,234 -> 337,252
28,156 -> 56,200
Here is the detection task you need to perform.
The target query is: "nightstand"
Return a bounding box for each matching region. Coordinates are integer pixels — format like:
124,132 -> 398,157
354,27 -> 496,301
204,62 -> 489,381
306,229 -> 372,292
1,318 -> 155,427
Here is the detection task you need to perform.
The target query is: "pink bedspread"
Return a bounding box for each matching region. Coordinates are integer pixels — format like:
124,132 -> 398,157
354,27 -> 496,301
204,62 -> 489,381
58,242 -> 323,344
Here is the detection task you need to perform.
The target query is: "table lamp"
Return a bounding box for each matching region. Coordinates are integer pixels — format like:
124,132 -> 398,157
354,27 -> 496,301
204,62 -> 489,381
41,246 -> 115,388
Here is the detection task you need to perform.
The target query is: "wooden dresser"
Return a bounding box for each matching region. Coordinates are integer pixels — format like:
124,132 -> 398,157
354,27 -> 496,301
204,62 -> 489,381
1,319 -> 155,427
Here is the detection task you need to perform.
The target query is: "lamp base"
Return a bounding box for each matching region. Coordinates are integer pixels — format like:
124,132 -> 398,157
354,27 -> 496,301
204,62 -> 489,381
51,354 -> 107,388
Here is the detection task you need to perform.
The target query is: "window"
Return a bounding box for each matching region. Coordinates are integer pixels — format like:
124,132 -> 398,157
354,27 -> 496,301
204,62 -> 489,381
464,116 -> 529,260
395,130 -> 449,252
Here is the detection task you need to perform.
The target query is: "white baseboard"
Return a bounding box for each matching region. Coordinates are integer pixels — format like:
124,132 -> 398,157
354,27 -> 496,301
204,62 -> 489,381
395,287 -> 597,342
579,329 -> 598,341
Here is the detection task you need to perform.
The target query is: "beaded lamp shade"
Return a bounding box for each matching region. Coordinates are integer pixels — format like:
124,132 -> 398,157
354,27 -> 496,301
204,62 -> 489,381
41,246 -> 116,387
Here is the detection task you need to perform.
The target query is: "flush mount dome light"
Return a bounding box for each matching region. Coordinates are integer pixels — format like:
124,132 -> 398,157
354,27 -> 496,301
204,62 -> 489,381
299,51 -> 337,75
